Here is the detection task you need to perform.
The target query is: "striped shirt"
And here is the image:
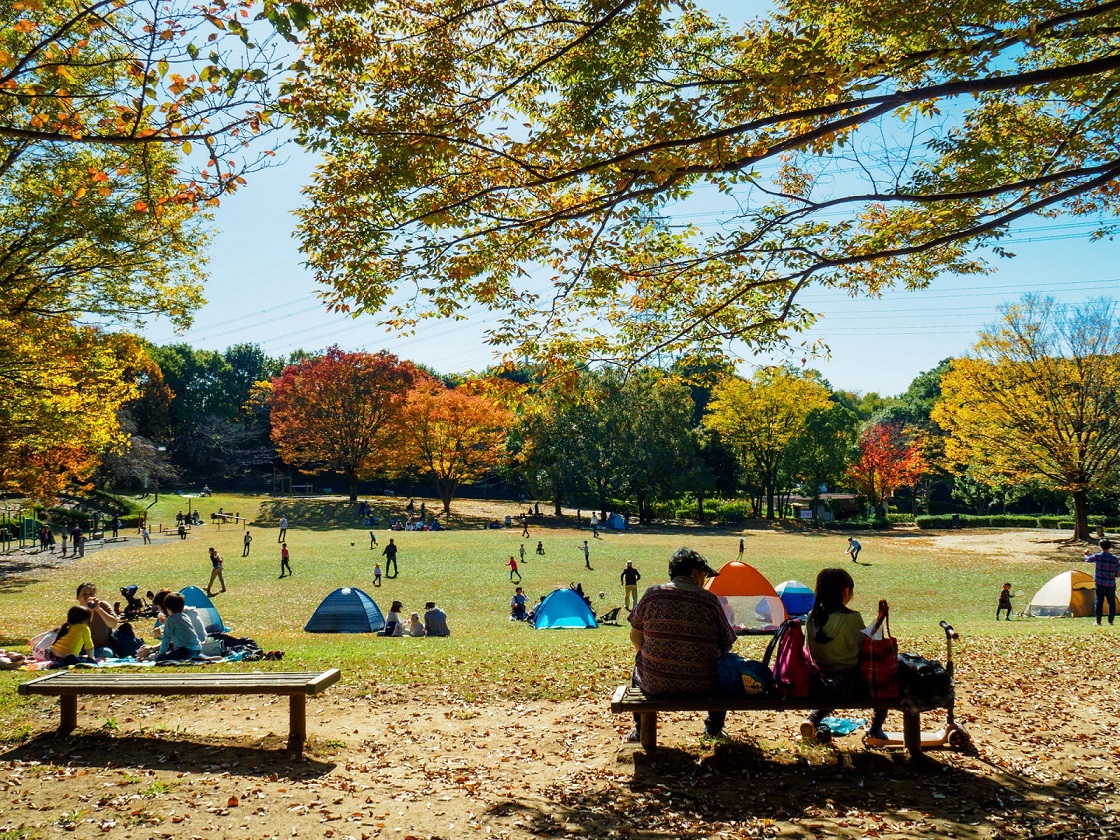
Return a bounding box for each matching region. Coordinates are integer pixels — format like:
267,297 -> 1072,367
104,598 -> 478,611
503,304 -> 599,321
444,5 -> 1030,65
629,577 -> 736,696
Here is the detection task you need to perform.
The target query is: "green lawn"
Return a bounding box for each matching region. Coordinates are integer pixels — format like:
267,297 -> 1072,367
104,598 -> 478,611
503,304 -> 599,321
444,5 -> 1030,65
0,492 -> 1090,734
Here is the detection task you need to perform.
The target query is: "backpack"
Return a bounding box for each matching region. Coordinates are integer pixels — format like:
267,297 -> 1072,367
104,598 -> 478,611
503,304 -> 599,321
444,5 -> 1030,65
897,652 -> 953,706
763,618 -> 817,698
717,651 -> 773,697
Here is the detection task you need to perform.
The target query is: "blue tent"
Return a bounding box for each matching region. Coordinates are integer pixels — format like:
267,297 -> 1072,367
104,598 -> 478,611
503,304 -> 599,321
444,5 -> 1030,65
532,588 -> 598,629
605,513 -> 627,530
180,585 -> 229,633
304,587 -> 385,633
775,580 -> 814,617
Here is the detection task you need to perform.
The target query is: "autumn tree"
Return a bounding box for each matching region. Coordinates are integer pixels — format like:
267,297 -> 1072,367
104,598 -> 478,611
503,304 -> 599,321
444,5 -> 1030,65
848,421 -> 928,516
932,296 -> 1120,541
403,382 -> 513,515
291,0 -> 1120,366
269,348 -> 415,503
704,368 -> 832,519
783,403 -> 860,519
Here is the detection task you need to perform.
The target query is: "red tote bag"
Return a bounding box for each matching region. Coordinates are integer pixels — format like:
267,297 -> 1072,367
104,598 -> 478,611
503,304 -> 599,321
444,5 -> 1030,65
860,599 -> 899,700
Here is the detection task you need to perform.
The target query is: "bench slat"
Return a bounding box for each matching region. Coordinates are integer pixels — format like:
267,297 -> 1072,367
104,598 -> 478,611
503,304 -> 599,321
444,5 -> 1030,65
18,670 -> 341,697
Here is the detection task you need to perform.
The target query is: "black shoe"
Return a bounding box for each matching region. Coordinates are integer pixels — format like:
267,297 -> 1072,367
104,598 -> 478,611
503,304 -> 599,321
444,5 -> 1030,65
625,728 -> 641,743
815,725 -> 832,744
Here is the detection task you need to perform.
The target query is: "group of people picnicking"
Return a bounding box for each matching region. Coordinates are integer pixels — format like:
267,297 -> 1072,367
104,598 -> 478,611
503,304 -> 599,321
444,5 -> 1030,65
378,600 -> 451,637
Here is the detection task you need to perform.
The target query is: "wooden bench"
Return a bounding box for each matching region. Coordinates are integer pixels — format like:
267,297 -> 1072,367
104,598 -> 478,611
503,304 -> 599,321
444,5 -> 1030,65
611,685 -> 935,757
18,669 -> 341,752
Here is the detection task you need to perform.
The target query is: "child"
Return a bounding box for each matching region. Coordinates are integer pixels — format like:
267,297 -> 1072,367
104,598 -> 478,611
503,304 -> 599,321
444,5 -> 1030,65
49,606 -> 98,667
801,567 -> 888,743
997,583 -> 1013,620
373,563 -> 382,587
510,587 -> 528,621
507,554 -> 522,583
536,540 -> 545,555
406,612 -> 426,637
155,591 -> 205,662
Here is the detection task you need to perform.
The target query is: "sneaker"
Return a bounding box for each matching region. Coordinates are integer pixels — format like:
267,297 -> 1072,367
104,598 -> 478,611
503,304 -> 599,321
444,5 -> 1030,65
624,728 -> 641,743
800,720 -> 817,743
702,726 -> 724,738
1096,621 -> 1103,626
815,725 -> 833,744
866,727 -> 888,741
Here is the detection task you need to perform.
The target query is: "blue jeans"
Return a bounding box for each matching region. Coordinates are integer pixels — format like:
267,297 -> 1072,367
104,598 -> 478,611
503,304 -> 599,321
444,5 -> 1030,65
1096,585 -> 1116,624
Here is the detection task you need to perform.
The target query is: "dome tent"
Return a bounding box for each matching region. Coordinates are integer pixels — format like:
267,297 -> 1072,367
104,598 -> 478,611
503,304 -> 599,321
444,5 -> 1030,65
704,561 -> 787,632
1027,570 -> 1095,617
180,585 -> 229,633
305,587 -> 386,633
775,580 -> 814,617
532,588 -> 598,629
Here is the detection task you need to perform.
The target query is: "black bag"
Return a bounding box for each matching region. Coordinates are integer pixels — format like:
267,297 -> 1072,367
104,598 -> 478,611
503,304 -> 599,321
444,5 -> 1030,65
897,652 -> 952,705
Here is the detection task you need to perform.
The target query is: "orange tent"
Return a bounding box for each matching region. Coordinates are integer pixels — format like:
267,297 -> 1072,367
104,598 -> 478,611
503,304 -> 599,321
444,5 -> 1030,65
704,561 -> 787,632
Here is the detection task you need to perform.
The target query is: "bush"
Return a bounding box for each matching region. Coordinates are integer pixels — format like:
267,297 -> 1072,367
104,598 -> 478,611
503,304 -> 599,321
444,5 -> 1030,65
714,500 -> 754,523
886,513 -> 915,524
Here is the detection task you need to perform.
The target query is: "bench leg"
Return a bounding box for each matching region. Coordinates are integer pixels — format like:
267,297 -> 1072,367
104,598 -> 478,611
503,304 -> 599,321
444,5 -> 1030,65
902,710 -> 921,758
288,694 -> 306,752
59,694 -> 77,734
639,712 -> 657,751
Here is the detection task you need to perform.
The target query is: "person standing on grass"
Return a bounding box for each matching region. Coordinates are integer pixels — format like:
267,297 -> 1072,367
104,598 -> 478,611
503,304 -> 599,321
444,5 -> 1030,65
373,563 -> 382,587
141,525 -> 151,545
1085,539 -> 1118,626
278,516 -> 288,543
996,583 -> 1013,621
242,529 -> 253,557
580,539 -> 591,570
206,547 -> 226,595
737,537 -> 744,561
507,554 -> 522,583
621,561 -> 642,611
521,516 -> 530,538
519,543 -> 526,565
845,536 -> 861,563
280,543 -> 292,578
383,538 -> 399,578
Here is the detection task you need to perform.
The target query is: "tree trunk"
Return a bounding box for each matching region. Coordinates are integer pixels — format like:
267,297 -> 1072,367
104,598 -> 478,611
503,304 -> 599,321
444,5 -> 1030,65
697,490 -> 706,523
1072,489 -> 1091,541
347,471 -> 358,504
765,484 -> 775,520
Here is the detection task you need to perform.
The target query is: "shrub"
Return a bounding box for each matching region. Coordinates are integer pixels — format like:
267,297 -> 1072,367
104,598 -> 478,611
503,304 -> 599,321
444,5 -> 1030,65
714,500 -> 753,523
886,513 -> 915,524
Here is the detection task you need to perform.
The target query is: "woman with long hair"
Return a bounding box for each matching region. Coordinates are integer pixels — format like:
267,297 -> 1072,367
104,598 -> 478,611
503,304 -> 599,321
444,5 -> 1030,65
801,568 -> 887,744
48,605 -> 97,667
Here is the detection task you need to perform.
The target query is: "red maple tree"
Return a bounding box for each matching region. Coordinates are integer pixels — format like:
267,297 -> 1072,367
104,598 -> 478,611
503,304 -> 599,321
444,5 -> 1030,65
847,421 -> 927,516
269,348 -> 416,502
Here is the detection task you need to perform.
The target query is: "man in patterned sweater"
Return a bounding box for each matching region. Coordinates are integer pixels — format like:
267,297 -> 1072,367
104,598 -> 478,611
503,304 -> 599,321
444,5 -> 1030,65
627,548 -> 735,741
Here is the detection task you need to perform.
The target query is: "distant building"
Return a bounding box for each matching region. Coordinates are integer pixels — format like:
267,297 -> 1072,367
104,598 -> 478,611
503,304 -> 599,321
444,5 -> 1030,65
789,493 -> 862,522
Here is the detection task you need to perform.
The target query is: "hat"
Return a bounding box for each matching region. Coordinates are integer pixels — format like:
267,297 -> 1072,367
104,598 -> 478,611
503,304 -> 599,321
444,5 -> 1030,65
668,548 -> 720,579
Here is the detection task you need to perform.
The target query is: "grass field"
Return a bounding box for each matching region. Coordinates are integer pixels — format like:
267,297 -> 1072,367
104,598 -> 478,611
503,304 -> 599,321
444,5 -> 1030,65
0,491 -> 1094,733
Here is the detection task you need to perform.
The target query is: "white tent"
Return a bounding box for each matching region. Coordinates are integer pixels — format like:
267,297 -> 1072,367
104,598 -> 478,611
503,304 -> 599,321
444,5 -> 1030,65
1027,570 -> 1095,617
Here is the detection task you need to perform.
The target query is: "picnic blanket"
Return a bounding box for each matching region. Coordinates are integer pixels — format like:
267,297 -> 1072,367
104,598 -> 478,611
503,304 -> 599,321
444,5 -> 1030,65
20,653 -> 250,671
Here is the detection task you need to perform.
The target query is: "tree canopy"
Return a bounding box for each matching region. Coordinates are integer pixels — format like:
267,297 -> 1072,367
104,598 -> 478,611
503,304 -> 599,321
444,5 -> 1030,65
292,0 -> 1120,365
933,296 -> 1120,540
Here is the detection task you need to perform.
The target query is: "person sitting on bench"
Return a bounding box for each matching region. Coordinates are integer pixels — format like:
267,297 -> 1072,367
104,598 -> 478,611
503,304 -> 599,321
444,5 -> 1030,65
801,568 -> 888,744
627,548 -> 735,742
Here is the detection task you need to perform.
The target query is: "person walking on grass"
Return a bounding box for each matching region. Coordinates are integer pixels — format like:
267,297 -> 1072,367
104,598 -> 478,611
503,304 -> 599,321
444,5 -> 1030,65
996,582 -> 1013,621
521,516 -> 530,538
373,563 -> 382,587
278,516 -> 288,543
205,547 -> 226,595
519,543 -> 526,565
141,525 -> 151,545
383,538 -> 399,578
845,536 -> 861,563
1085,539 -> 1118,626
242,529 -> 253,557
370,529 -> 378,549
507,554 -> 522,583
580,539 -> 592,570
280,543 -> 292,578
621,561 -> 641,611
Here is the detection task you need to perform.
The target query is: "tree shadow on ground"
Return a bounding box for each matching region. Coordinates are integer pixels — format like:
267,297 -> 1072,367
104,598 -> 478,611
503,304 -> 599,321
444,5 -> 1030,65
0,732 -> 336,779
484,739 -> 1107,838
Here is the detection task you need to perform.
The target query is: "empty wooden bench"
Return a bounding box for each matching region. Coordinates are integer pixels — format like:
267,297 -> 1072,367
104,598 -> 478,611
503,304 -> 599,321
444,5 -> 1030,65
18,669 -> 341,752
611,684 -> 936,757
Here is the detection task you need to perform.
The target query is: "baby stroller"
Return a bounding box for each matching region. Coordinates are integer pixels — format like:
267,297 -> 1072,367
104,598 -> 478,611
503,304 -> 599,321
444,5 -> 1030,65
117,585 -> 156,620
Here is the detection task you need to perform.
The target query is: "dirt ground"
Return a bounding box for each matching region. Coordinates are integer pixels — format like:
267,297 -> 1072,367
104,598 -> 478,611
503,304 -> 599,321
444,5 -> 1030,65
2,527 -> 1116,840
